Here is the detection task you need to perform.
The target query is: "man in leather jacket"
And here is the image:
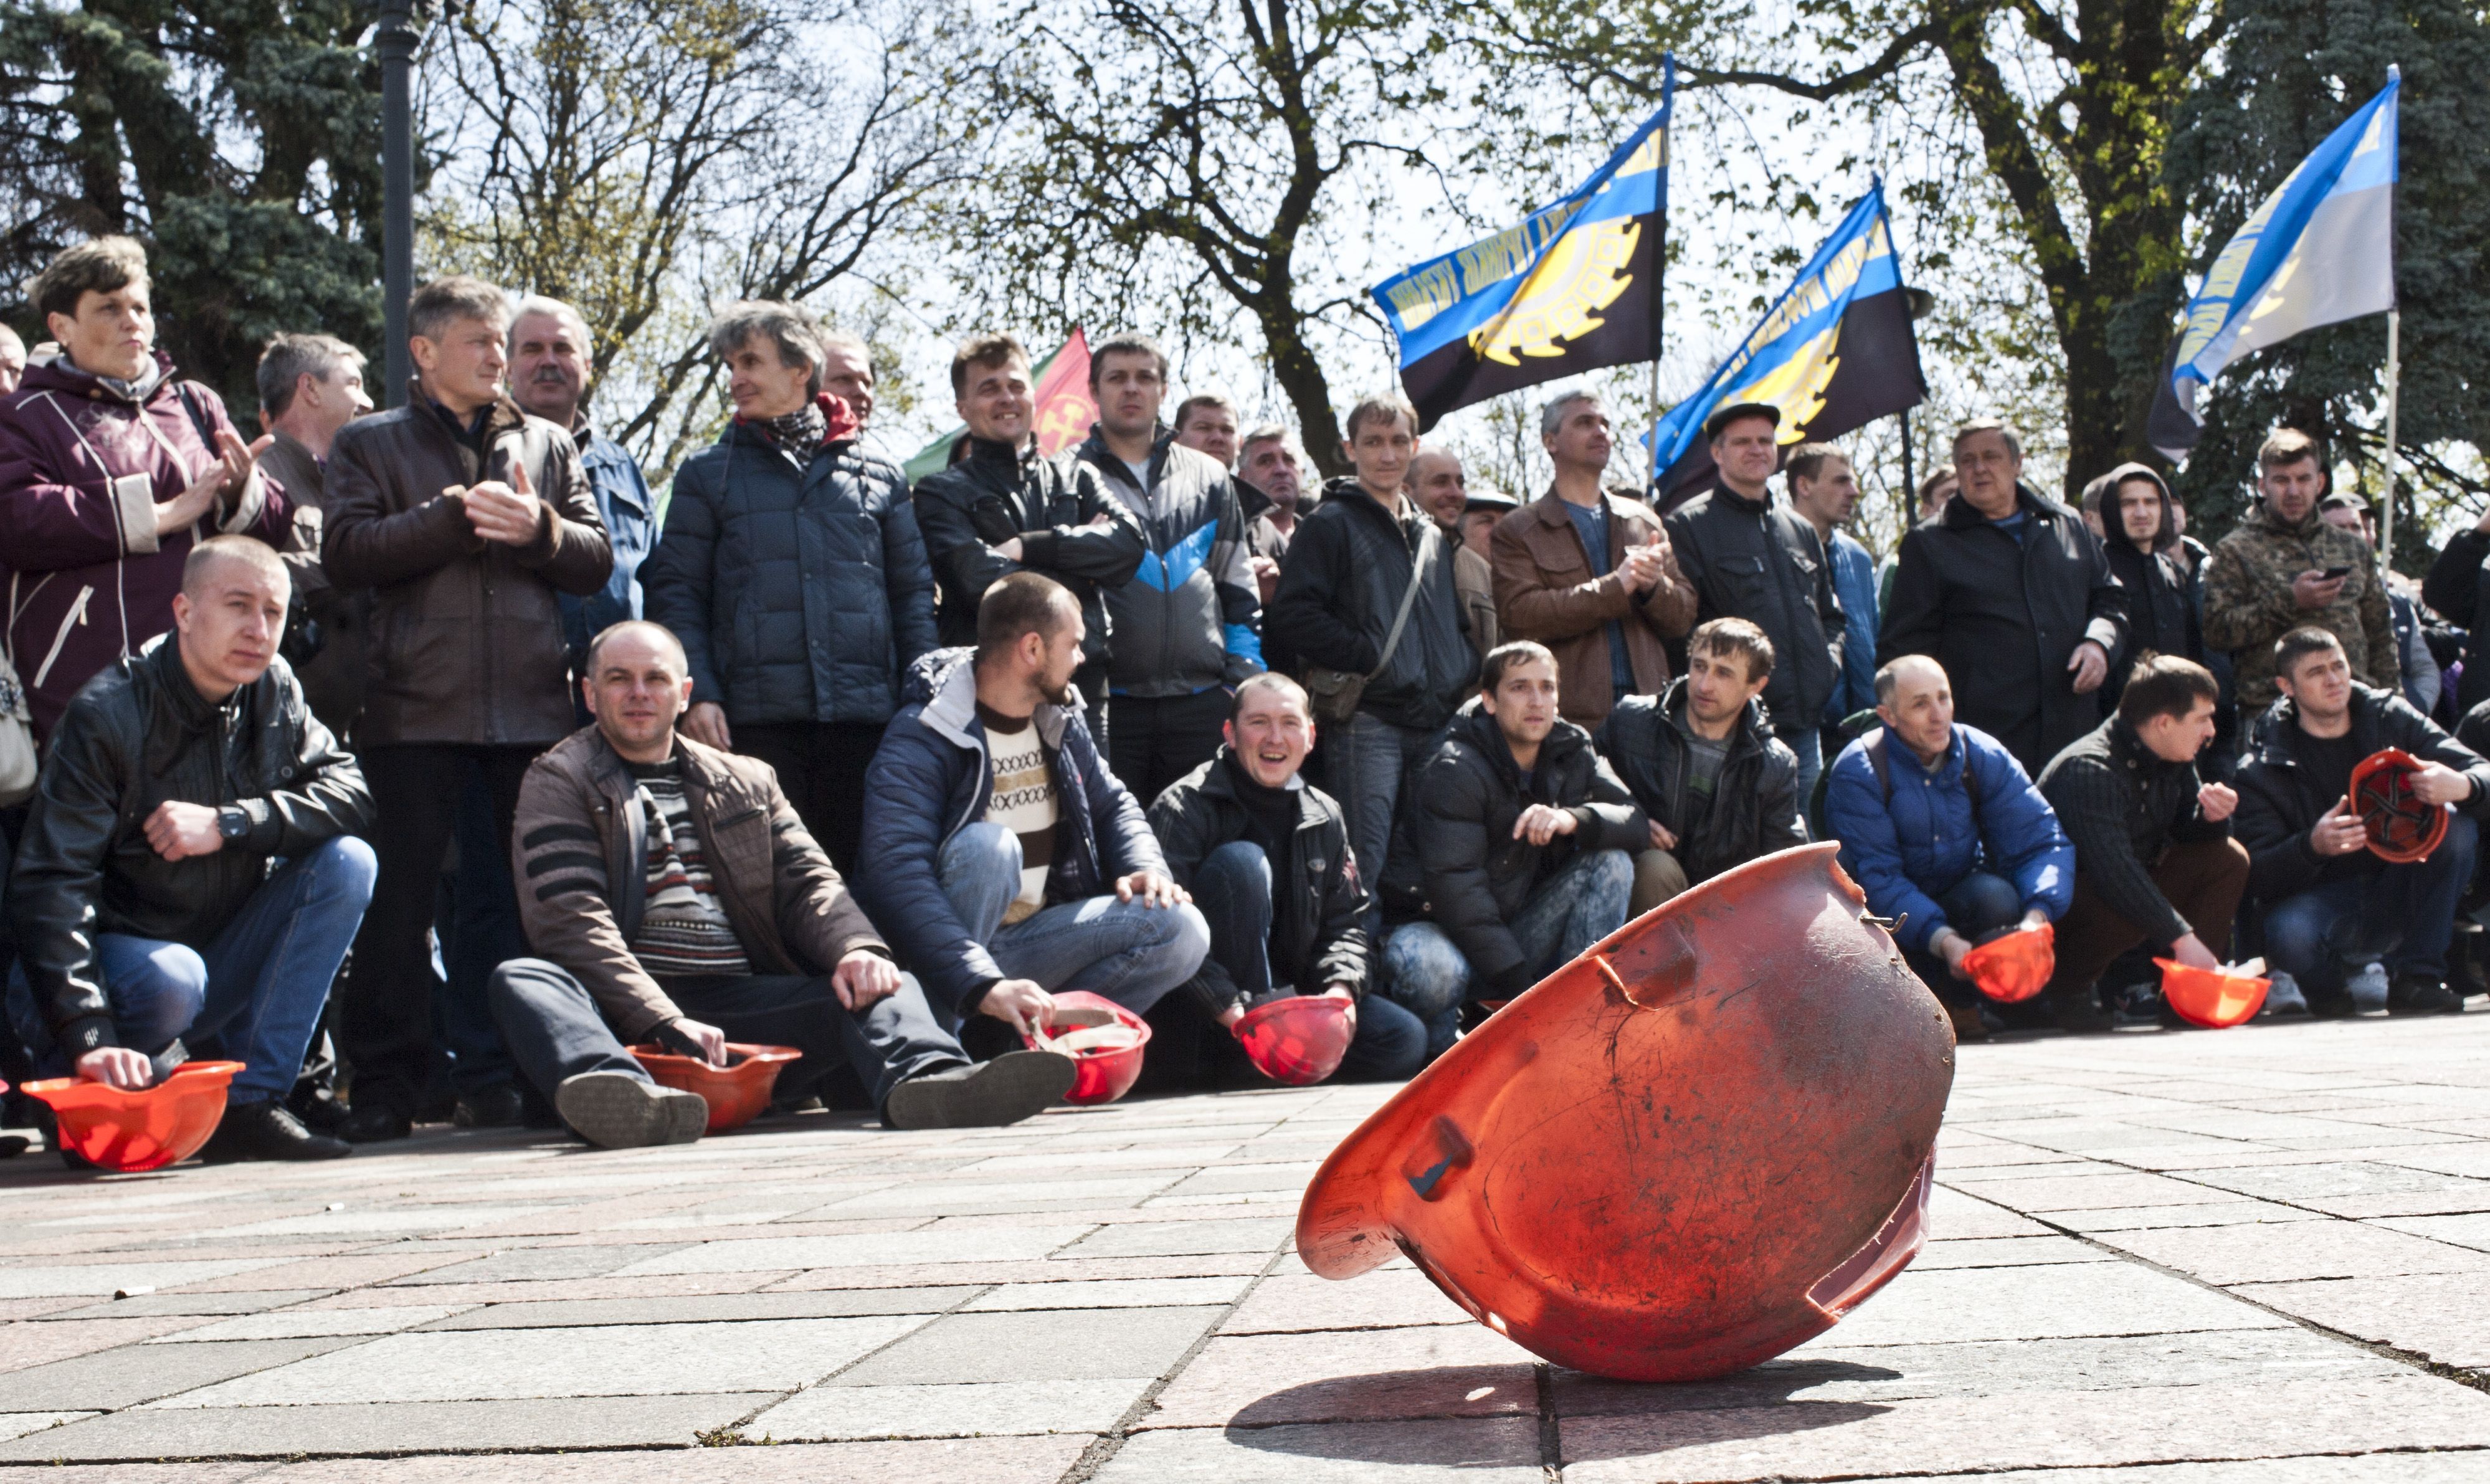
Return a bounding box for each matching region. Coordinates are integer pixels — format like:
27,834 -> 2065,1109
6,538 -> 374,1162
912,334 -> 1144,710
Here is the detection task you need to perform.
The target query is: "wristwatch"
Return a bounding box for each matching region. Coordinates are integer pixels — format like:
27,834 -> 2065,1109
216,806 -> 250,845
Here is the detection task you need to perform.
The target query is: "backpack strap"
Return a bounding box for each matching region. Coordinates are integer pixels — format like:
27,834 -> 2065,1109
1865,730 -> 1893,803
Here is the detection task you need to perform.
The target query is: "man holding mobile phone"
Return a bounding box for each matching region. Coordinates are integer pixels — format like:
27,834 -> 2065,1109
2203,428 -> 2398,717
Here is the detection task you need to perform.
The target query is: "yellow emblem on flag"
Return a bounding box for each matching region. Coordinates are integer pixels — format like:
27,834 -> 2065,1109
1466,220 -> 1641,366
1724,321 -> 1845,445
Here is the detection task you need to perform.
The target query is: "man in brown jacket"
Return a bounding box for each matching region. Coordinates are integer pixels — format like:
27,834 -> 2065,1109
1491,391 -> 1696,726
321,275 -> 614,1143
493,621 -> 1075,1145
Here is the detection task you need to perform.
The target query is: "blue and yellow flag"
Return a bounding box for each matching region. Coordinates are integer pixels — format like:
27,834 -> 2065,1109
2149,73 -> 2399,460
1649,184 -> 1924,498
1373,65 -> 1673,430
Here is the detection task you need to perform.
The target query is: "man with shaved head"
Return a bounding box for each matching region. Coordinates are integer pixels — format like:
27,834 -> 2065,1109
1822,654 -> 2074,1041
494,618 -> 1075,1146
7,535 -> 374,1159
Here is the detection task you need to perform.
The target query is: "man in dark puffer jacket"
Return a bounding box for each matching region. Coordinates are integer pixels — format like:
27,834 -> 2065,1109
913,334 -> 1144,711
644,302 -> 937,872
1382,642 -> 1644,1056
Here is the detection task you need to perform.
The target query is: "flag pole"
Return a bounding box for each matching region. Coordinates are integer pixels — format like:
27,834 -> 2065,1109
2379,307 -> 2401,576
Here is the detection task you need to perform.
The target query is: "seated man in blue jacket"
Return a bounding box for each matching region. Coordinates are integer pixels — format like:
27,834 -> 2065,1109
1826,655 -> 2074,1041
856,573 -> 1210,1044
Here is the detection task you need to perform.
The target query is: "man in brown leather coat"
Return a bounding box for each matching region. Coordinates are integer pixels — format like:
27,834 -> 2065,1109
320,274 -> 612,1142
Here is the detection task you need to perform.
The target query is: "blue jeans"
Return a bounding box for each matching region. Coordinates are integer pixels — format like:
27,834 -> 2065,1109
936,822 -> 1210,1021
2263,813 -> 2478,996
1193,840 -> 1426,1082
6,837 -> 376,1101
434,768 -> 523,1095
1782,726 -> 1822,840
1901,870 -> 2024,1007
1326,710 -> 1433,936
1382,847 -> 1634,1058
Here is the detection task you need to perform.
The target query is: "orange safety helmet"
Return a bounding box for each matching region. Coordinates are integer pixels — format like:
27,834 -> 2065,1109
1298,844 -> 1953,1382
21,1061 -> 246,1172
2154,959 -> 2271,1028
1235,994 -> 1355,1085
1960,922 -> 2054,1004
628,1043 -> 802,1133
1026,991 -> 1152,1105
2350,747 -> 2450,863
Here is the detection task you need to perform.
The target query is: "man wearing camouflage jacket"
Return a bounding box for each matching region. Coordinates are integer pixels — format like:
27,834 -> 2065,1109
2202,428 -> 2396,716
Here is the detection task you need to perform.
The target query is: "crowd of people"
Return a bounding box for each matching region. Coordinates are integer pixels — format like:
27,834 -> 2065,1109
1,232 -> 2484,1168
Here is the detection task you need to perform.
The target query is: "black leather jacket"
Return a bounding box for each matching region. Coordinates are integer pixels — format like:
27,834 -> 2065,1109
7,637 -> 373,1058
911,437 -> 1145,675
1598,680 -> 1803,884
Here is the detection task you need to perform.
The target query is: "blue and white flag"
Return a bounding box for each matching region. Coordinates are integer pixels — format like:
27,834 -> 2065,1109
2150,74 -> 2399,460
1648,183 -> 1924,497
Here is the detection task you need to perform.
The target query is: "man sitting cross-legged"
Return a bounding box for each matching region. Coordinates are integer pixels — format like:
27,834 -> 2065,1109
855,573 -> 1210,1049
1384,642 -> 1647,1054
6,536 -> 374,1162
493,620 -> 1073,1146
1147,673 -> 1429,1083
1824,655 -> 2073,1042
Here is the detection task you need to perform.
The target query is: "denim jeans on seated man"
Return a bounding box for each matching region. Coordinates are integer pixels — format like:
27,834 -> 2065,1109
1900,870 -> 2024,1009
488,958 -> 966,1118
1381,847 -> 1634,1060
2261,812 -> 2478,1004
937,821 -> 1211,1018
6,837 -> 376,1104
1193,840 -> 1426,1082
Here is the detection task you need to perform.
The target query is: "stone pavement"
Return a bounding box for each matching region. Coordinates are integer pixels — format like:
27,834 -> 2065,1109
4,1011 -> 2490,1482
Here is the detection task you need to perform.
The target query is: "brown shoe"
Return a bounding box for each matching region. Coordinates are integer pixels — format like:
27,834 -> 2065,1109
1943,1001 -> 1990,1043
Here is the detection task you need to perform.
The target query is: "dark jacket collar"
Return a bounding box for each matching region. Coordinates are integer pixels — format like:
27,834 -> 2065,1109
1202,746 -> 1324,827
410,378 -> 528,444
1709,480 -> 1773,515
2247,685 -> 2391,767
1448,695 -> 1594,785
964,434 -> 1042,475
22,348 -> 176,407
138,635 -> 252,774
1939,481 -> 2055,531
1655,676 -> 1772,758
1078,425 -> 1174,488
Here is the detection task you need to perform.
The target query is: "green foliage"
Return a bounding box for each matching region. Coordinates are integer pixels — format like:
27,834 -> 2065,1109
0,0 -> 387,409
2162,0 -> 2490,565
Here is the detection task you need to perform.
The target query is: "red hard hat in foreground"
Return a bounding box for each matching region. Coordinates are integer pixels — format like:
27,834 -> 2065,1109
1298,844 -> 1954,1382
2350,747 -> 2450,863
628,1044 -> 802,1134
1962,921 -> 2054,1004
1025,991 -> 1152,1105
1235,994 -> 1354,1086
2155,959 -> 2271,1029
22,1060 -> 245,1171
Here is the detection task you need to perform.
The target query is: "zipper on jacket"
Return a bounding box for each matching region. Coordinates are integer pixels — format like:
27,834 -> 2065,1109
32,585 -> 94,690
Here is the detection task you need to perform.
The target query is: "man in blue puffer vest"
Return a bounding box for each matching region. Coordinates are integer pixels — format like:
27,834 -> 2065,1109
855,573 -> 1210,1043
643,301 -> 938,873
1825,654 -> 2074,1041
1075,334 -> 1263,806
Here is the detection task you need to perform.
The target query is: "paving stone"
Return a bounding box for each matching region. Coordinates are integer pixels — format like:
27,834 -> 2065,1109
2370,1211 -> 2490,1252
961,1276 -> 1251,1310
1822,1258 -> 2285,1348
2179,1161 -> 2490,1217
1561,1327 -> 2402,1414
1556,1373 -> 2490,1481
0,1316 -> 219,1372
259,1434 -> 1096,1482
834,1305 -> 1222,1385
381,1244 -> 688,1285
615,1225 -> 1090,1275
1057,1216 -> 1291,1257
303,1272 -> 791,1306
2231,1272 -> 2490,1367
1220,1268 -> 1471,1334
0,1412 -> 95,1444
172,1253 -> 474,1291
417,1287 -> 978,1329
1838,1460 -> 2490,1484
2050,1202 -> 2333,1232
2093,1217 -> 2490,1283
0,1258 -> 295,1299
1944,1171 -> 2254,1212
748,1375 -> 1152,1439
48,1289 -> 333,1319
766,1252 -> 1271,1290
0,1464 -> 264,1482
154,1315 -> 929,1406
1093,1417 -> 1544,1480
1924,1188 -> 2057,1239
1911,1235 -> 2116,1269
0,1393 -> 772,1462
1144,1323 -> 1539,1429
0,1338 -> 361,1411
152,1306 -> 473,1342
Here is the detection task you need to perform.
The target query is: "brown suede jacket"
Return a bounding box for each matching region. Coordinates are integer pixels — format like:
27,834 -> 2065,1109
322,383 -> 611,747
511,726 -> 887,1038
1489,490 -> 1697,726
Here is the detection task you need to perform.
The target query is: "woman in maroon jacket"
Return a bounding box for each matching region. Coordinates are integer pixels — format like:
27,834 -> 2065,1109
0,237 -> 287,743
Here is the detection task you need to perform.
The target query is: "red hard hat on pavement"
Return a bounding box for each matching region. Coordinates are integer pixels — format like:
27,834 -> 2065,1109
627,1043 -> 802,1133
1298,844 -> 1953,1382
2155,959 -> 2271,1028
1962,922 -> 2054,1004
2351,748 -> 2449,863
1026,991 -> 1151,1105
22,1061 -> 245,1171
1234,994 -> 1354,1086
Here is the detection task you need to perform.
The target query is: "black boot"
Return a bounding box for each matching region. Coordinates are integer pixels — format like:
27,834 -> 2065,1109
454,1084 -> 525,1128
202,1100 -> 353,1163
338,1101 -> 413,1144
2387,975 -> 2462,1017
